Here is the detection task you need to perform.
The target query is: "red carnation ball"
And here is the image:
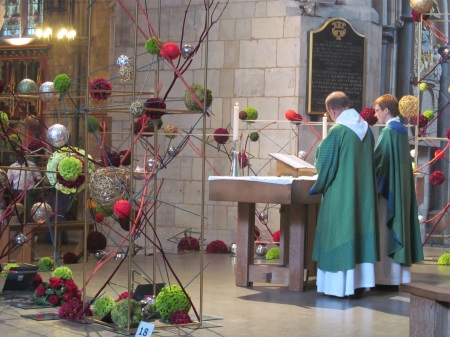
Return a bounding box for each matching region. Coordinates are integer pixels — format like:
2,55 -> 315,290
89,78 -> 112,101
360,108 -> 377,126
430,170 -> 445,186
160,42 -> 180,60
411,114 -> 428,128
434,149 -> 445,160
114,200 -> 132,219
94,213 -> 104,223
285,109 -> 303,122
144,97 -> 166,119
272,230 -> 280,246
446,128 -> 450,140
238,152 -> 248,169
213,128 -> 229,144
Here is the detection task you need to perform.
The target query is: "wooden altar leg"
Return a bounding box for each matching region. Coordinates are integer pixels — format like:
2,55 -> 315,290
279,205 -> 290,266
305,204 -> 318,279
236,202 -> 255,287
288,204 -> 307,291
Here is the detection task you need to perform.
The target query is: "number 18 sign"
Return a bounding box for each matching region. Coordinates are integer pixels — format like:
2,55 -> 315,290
135,321 -> 155,337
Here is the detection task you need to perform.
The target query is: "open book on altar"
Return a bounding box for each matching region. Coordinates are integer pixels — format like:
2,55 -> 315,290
269,153 -> 316,177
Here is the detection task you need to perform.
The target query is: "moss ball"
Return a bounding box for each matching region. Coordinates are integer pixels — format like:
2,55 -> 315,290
93,296 -> 115,316
111,298 -> 143,328
249,132 -> 259,142
88,116 -> 100,132
156,285 -> 191,320
184,83 -> 213,111
244,107 -> 258,121
145,37 -> 162,55
53,74 -> 71,93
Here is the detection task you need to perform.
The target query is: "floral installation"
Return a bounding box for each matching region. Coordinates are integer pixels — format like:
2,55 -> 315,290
177,236 -> 200,252
360,108 -> 377,126
423,109 -> 434,121
249,132 -> 259,142
411,9 -> 429,23
411,114 -> 428,128
111,298 -> 143,328
0,111 -> 9,127
144,97 -> 166,119
46,147 -> 95,194
160,42 -> 180,60
52,266 -> 73,279
33,273 -> 43,290
34,276 -> 81,306
205,240 -> 229,253
272,230 -> 280,246
169,310 -> 192,324
430,170 -> 445,186
434,149 -> 445,160
145,37 -> 162,55
87,231 -> 107,251
285,109 -> 303,122
88,115 -> 100,132
113,199 -> 132,219
155,285 -> 191,320
58,298 -> 93,321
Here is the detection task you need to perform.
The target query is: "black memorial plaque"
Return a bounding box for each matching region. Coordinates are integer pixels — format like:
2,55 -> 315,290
308,18 -> 366,114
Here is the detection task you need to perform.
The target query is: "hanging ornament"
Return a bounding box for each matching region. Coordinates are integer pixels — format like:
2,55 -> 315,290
17,79 -> 38,94
39,82 -> 58,102
31,202 -> 53,224
410,0 -> 434,15
129,100 -> 145,117
181,44 -> 194,59
46,124 -> 69,147
118,65 -> 133,83
255,244 -> 267,256
145,158 -> 161,172
116,55 -> 131,67
168,146 -> 177,157
133,166 -> 145,180
15,233 -> 27,245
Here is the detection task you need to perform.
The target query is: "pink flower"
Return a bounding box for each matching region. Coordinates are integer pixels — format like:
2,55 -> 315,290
48,294 -> 60,306
35,285 -> 46,296
49,277 -> 63,289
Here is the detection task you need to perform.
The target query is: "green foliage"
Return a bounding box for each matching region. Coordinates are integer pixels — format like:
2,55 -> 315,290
0,111 -> 9,127
111,298 -> 143,328
93,296 -> 115,316
184,83 -> 213,111
156,285 -> 191,320
438,253 -> 450,265
88,115 -> 100,132
53,74 -> 71,93
266,247 -> 280,260
249,132 -> 259,142
38,257 -> 54,272
52,266 -> 73,280
2,263 -> 19,279
244,107 -> 258,121
145,37 -> 162,55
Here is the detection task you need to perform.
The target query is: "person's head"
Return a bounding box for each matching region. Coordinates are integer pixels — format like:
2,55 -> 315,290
325,91 -> 350,121
373,94 -> 399,124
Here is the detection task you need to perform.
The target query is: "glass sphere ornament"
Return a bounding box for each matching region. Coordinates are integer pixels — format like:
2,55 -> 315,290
130,100 -> 144,117
141,295 -> 157,315
118,65 -> 133,83
31,202 -> 53,223
95,250 -> 108,260
298,151 -> 306,160
145,158 -> 161,172
168,146 -> 177,157
39,81 -> 58,102
181,44 -> 194,59
114,252 -> 126,260
17,78 -> 38,94
230,243 -> 237,255
46,124 -> 69,147
116,55 -> 131,67
133,166 -> 145,180
15,233 -> 27,246
255,244 -> 268,256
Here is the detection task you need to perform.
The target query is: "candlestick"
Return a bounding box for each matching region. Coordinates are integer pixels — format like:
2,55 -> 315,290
233,102 -> 239,141
322,114 -> 328,140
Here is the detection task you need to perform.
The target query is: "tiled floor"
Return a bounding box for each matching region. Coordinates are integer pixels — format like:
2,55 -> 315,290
0,247 -> 449,337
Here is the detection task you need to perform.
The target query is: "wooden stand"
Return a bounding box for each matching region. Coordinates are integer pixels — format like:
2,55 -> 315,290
209,177 -> 321,291
269,153 -> 316,177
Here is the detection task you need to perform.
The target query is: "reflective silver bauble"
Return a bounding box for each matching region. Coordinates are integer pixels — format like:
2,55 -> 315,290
116,55 -> 131,67
118,65 -> 133,83
95,250 -> 107,260
31,202 -> 53,224
114,252 -> 126,260
145,158 -> 160,172
46,124 -> 69,147
230,243 -> 237,255
181,44 -> 194,59
255,244 -> 267,256
298,151 -> 306,160
418,215 -> 425,224
168,146 -> 177,157
39,81 -> 58,102
133,166 -> 145,180
17,78 -> 38,94
129,100 -> 144,117
15,233 -> 27,245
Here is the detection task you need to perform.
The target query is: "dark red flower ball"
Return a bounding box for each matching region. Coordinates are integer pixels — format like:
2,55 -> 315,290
63,252 -> 79,264
430,170 -> 445,186
28,139 -> 46,155
89,78 -> 112,101
434,149 -> 445,160
160,42 -> 180,60
94,213 -> 104,223
87,231 -> 107,251
238,152 -> 248,169
169,310 -> 192,324
273,230 -> 280,246
114,200 -> 132,219
177,236 -> 200,251
446,128 -> 450,140
206,240 -> 229,254
105,150 -> 121,167
360,108 -> 377,126
213,128 -> 229,144
285,109 -> 303,122
120,150 -> 131,166
411,114 -> 428,128
144,97 -> 166,119
411,9 -> 429,22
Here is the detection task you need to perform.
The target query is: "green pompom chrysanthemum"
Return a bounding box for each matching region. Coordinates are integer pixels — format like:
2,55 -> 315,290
52,266 -> 73,280
95,204 -> 114,217
266,247 -> 280,260
244,107 -> 258,121
145,37 -> 162,55
0,111 -> 9,127
58,156 -> 83,181
111,299 -> 143,328
438,253 -> 450,265
5,134 -> 21,150
38,257 -> 54,272
93,296 -> 116,316
156,285 -> 191,320
423,109 -> 434,121
249,132 -> 259,142
53,74 -> 71,93
1,263 -> 19,279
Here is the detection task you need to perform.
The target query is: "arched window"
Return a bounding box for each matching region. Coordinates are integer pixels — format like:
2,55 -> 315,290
0,1 -> 44,39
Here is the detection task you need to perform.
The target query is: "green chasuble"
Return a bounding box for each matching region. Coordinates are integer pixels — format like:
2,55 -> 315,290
310,124 -> 379,272
374,121 -> 424,266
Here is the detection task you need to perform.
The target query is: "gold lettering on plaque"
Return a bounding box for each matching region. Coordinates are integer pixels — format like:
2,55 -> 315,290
332,21 -> 347,40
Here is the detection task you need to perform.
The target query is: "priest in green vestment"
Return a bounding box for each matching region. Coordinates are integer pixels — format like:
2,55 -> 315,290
373,94 -> 424,287
310,91 -> 379,298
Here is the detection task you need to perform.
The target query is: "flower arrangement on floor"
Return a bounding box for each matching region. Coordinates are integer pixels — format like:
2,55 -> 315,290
34,266 -> 80,306
58,298 -> 93,321
155,285 -> 191,321
111,298 -> 143,328
205,240 -> 229,253
438,253 -> 450,265
38,257 -> 54,272
177,236 -> 200,253
93,295 -> 115,316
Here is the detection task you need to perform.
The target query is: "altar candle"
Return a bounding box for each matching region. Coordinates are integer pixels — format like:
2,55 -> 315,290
322,114 -> 327,140
233,102 -> 240,141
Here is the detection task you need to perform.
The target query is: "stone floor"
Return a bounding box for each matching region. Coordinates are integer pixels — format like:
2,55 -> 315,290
0,246 -> 449,337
